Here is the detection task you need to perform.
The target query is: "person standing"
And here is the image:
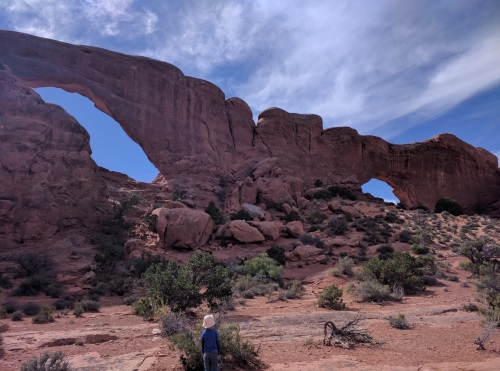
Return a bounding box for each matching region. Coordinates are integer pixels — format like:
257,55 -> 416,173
201,314 -> 220,371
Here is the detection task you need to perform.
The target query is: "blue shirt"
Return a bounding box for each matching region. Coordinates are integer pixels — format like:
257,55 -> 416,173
201,328 -> 220,354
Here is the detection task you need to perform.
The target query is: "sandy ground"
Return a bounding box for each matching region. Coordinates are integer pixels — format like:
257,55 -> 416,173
1,254 -> 499,371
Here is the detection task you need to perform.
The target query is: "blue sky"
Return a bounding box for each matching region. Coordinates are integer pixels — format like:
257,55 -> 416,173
1,0 -> 499,202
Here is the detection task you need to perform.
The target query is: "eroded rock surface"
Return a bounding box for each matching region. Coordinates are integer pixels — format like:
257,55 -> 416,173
0,70 -> 107,245
0,30 -> 499,214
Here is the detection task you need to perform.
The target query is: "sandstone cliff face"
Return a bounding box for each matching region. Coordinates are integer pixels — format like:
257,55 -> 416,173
0,70 -> 108,246
0,30 -> 499,213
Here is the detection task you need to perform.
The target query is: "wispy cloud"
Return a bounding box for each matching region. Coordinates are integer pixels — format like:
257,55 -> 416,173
1,0 -> 499,143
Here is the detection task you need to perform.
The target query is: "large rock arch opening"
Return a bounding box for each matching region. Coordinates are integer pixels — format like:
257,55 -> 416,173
35,87 -> 159,182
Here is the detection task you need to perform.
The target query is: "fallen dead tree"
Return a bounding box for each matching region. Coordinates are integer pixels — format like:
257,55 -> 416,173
323,312 -> 377,349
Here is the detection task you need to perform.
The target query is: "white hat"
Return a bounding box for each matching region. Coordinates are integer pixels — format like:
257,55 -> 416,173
203,314 -> 215,328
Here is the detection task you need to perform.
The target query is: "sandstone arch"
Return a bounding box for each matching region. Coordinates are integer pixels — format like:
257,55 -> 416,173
1,30 -> 499,212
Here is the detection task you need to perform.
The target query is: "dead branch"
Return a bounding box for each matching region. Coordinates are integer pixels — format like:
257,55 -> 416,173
474,313 -> 499,350
323,312 -> 377,349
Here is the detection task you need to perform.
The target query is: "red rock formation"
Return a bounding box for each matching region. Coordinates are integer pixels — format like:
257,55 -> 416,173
0,30 -> 499,213
0,70 -> 108,246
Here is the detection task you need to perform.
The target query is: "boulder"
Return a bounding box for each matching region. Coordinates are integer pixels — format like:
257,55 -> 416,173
228,220 -> 265,243
286,221 -> 304,238
248,221 -> 283,241
153,208 -> 214,249
285,245 -> 323,261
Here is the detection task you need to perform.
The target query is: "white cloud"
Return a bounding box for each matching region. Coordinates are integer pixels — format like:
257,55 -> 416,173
1,0 -> 499,143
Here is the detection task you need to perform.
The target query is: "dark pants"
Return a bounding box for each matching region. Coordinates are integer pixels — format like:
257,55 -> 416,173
203,352 -> 218,371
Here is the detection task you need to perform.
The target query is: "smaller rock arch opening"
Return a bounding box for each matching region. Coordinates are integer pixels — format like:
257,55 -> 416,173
361,179 -> 400,205
35,87 -> 159,182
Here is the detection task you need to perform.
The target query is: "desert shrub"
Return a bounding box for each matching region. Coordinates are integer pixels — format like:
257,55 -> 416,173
161,312 -> 191,336
142,211 -> 158,233
92,194 -> 138,284
398,230 -> 412,243
284,210 -> 301,222
376,244 -> 394,260
308,211 -> 328,224
309,189 -> 332,200
230,209 -> 253,221
203,265 -> 233,310
462,302 -> 479,312
45,282 -> 65,298
327,217 -> 349,236
80,300 -> 100,312
299,233 -> 324,249
53,300 -> 74,310
0,307 -> 6,319
2,301 -> 18,314
353,217 -> 392,245
0,273 -> 13,289
14,252 -> 54,278
314,179 -> 324,187
435,197 -> 463,216
459,238 -> 500,275
266,244 -> 286,266
123,295 -> 139,306
20,351 -> 72,371
360,253 -> 425,294
285,280 -> 305,299
13,274 -> 57,296
143,262 -> 201,313
133,297 -> 153,319
73,304 -> 84,318
358,280 -> 393,302
169,322 -> 261,370
205,201 -> 225,225
170,189 -> 187,201
32,305 -> 55,324
332,257 -> 355,277
126,255 -> 168,278
243,253 -> 284,283
388,313 -> 410,329
22,302 -> 41,316
12,310 -> 23,321
327,185 -> 357,200
318,285 -> 345,310
384,211 -> 400,223
411,244 -> 430,255
476,263 -> 500,312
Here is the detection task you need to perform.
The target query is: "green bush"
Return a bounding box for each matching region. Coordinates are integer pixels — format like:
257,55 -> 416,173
132,297 -> 154,319
32,305 -> 55,324
284,210 -> 301,222
170,189 -> 187,201
384,211 -> 400,223
53,300 -> 74,310
243,253 -> 284,282
2,301 -> 17,314
0,273 -> 13,289
459,238 -> 500,275
285,280 -> 305,299
358,280 -> 393,303
12,310 -> 23,321
388,313 -> 410,329
13,274 -> 57,296
205,201 -> 225,225
376,244 -> 394,260
317,285 -> 345,310
22,302 -> 41,316
80,300 -> 100,312
161,312 -> 190,336
398,230 -> 412,243
143,262 -> 201,313
266,245 -> 286,266
169,323 -> 261,370
435,197 -> 463,216
308,211 -> 328,224
230,209 -> 253,221
203,265 -> 233,310
299,233 -> 324,249
143,212 -> 158,233
327,217 -> 349,236
123,295 -> 139,306
360,253 -> 425,294
20,351 -> 72,371
411,244 -> 430,255
13,252 -> 54,278
332,257 -> 355,277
